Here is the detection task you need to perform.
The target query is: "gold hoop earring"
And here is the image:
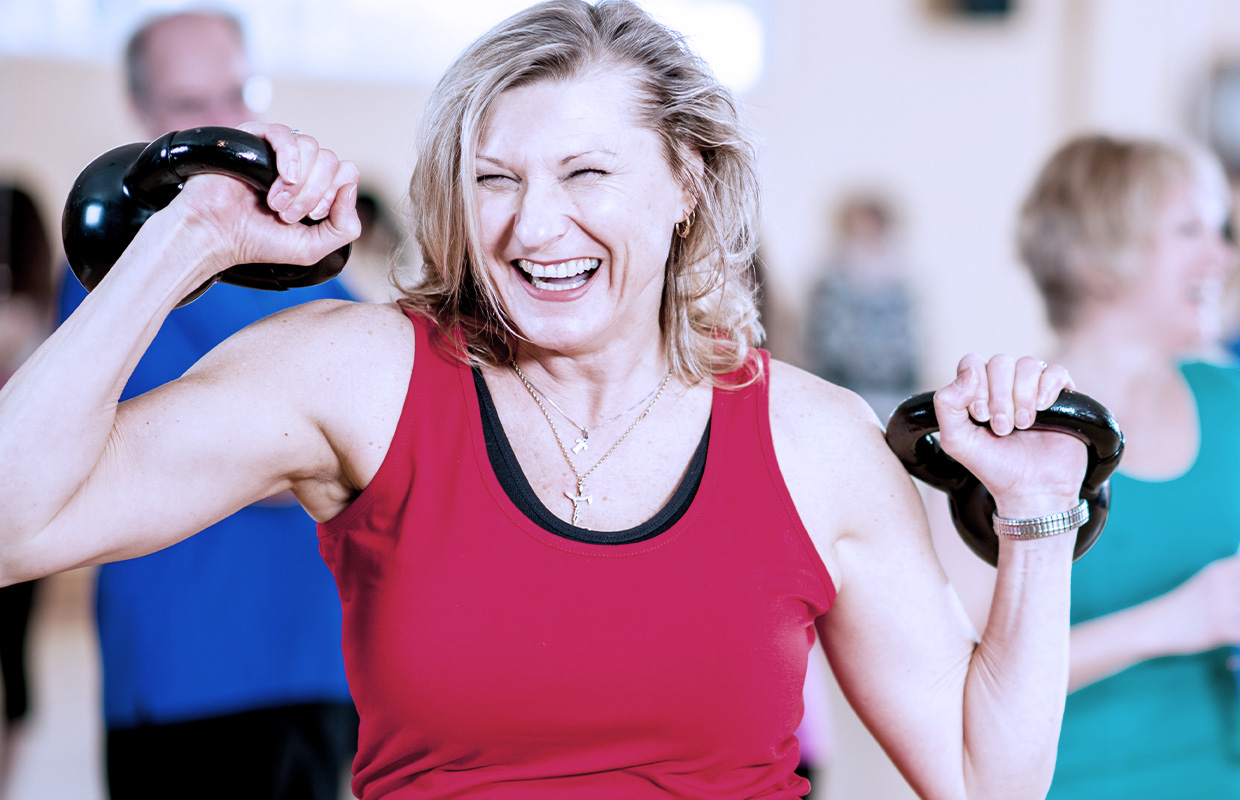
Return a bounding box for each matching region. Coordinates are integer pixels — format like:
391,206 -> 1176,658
675,209 -> 695,239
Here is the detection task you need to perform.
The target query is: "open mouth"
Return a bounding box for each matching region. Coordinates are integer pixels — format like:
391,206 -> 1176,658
515,258 -> 600,292
1188,280 -> 1223,305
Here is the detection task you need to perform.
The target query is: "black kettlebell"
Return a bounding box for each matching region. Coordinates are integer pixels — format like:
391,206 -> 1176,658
62,126 -> 351,307
885,390 -> 1124,566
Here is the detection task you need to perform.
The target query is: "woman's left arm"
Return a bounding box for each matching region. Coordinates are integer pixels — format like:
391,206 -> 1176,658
772,354 -> 1085,800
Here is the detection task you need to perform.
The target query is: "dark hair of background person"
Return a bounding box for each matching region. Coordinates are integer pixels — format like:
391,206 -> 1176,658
0,182 -> 53,793
0,185 -> 53,314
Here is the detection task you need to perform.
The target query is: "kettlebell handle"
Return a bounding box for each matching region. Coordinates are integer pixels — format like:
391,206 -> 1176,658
62,126 -> 351,307
885,389 -> 1124,566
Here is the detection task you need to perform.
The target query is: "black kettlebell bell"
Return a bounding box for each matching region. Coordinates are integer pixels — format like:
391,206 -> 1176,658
62,126 -> 351,307
885,390 -> 1124,566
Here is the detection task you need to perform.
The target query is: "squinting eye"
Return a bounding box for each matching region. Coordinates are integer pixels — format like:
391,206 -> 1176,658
476,174 -> 514,186
568,168 -> 607,179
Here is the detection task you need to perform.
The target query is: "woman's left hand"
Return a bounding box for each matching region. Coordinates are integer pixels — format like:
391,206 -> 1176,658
933,353 -> 1088,518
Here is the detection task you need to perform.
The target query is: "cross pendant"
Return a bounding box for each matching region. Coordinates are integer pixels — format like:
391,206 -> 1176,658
572,431 -> 589,454
565,485 -> 593,527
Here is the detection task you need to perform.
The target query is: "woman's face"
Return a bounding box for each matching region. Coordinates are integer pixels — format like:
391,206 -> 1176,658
473,68 -> 693,357
1124,178 -> 1235,350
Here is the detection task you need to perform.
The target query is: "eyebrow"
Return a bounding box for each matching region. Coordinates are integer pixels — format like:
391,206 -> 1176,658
561,148 -> 616,164
474,149 -> 618,170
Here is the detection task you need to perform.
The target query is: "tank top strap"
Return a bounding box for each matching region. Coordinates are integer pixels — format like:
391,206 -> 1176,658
318,306 -> 475,538
708,350 -> 837,606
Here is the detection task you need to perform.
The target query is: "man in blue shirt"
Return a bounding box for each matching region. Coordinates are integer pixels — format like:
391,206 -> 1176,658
58,10 -> 356,799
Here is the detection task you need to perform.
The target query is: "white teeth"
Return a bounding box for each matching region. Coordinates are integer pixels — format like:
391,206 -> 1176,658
515,258 -> 599,278
532,276 -> 588,291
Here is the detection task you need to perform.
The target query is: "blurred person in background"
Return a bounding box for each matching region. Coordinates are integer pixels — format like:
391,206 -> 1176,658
804,194 -> 919,421
939,133 -> 1240,798
56,10 -> 358,800
0,183 -> 53,799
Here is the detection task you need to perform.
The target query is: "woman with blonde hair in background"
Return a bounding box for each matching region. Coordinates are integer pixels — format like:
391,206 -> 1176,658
980,134 -> 1238,797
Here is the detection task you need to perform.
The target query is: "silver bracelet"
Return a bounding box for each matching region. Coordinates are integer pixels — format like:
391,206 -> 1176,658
992,499 -> 1089,540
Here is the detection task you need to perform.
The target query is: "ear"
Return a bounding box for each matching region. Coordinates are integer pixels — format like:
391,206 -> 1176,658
677,147 -> 705,218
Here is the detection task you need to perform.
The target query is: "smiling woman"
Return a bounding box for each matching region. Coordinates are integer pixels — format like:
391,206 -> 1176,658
404,8 -> 762,382
1009,135 -> 1240,799
0,1 -> 1091,799
473,71 -> 697,361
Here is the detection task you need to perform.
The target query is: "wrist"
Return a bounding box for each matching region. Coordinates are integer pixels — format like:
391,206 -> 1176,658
991,491 -> 1082,520
137,207 -> 230,293
993,499 -> 1088,541
1132,586 -> 1200,658
92,211 -> 222,317
161,204 -> 236,275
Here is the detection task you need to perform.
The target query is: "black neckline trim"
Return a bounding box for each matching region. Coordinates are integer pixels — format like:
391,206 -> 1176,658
472,368 -> 709,545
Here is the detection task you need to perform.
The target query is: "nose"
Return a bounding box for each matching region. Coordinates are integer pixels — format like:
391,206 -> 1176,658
512,178 -> 569,251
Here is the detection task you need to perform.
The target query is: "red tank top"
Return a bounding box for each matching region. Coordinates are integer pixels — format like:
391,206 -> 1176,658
319,309 -> 836,799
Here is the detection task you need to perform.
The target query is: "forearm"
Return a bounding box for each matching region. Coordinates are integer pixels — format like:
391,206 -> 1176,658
0,212 -> 214,570
960,530 -> 1075,799
1066,582 -> 1208,691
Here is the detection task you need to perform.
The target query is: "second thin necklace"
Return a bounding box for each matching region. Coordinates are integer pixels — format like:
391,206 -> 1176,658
512,362 -> 672,528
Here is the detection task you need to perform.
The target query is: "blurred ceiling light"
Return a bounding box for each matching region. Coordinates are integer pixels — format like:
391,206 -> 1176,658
243,75 -> 273,114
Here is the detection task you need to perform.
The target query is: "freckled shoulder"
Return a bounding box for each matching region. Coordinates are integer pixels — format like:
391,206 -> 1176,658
214,298 -> 417,487
766,359 -> 926,592
279,298 -> 417,463
207,298 -> 416,386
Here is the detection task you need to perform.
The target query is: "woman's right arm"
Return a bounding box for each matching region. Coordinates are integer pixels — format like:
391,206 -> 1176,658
0,124 -> 361,583
1067,552 -> 1240,690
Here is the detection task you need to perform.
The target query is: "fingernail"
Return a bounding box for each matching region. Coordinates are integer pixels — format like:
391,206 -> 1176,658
310,198 -> 330,220
288,161 -> 301,185
992,412 -> 1010,433
1015,409 -> 1031,428
270,190 -> 291,212
971,401 -> 989,420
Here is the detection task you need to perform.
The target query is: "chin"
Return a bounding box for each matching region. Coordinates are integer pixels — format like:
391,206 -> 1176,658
509,313 -> 604,354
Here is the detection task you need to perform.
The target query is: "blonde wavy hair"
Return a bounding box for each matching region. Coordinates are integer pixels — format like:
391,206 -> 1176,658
398,0 -> 763,385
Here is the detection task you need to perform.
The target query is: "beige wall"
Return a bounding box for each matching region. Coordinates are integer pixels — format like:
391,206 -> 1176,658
5,2 -> 1240,797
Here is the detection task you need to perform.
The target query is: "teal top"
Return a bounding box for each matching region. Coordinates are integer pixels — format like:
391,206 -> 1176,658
1048,361 -> 1240,799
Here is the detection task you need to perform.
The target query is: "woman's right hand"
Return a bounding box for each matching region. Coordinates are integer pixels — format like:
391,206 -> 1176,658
1151,553 -> 1240,655
166,123 -> 362,282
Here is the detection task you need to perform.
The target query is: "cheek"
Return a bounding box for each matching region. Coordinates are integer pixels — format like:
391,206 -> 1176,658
477,199 -> 513,256
594,193 -> 675,255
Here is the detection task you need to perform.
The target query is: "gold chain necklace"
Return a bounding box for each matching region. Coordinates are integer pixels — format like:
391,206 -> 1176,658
511,361 -> 672,528
516,369 -> 665,454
